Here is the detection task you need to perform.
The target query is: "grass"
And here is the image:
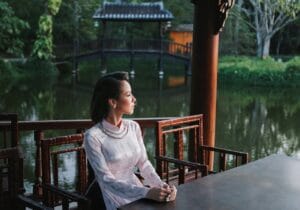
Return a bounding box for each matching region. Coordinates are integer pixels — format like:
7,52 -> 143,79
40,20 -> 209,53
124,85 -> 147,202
219,56 -> 300,87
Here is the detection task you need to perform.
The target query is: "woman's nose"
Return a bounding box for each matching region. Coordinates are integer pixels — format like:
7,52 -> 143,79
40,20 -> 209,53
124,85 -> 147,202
133,95 -> 137,103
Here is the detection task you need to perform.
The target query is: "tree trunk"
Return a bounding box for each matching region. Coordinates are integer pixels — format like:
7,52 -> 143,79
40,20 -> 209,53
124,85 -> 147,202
256,32 -> 263,58
275,31 -> 283,55
261,37 -> 270,59
244,0 -> 298,59
233,0 -> 243,54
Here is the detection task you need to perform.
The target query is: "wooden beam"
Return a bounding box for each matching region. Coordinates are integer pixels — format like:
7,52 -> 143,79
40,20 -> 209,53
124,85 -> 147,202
190,0 -> 219,150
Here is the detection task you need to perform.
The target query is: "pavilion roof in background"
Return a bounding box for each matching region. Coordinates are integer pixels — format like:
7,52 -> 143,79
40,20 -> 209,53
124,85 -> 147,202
170,24 -> 193,32
93,1 -> 174,22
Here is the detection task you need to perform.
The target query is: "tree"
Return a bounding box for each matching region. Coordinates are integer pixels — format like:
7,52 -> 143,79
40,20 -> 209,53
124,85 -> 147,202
164,0 -> 193,26
7,0 -> 45,52
241,0 -> 300,58
220,0 -> 256,55
0,2 -> 29,56
31,0 -> 62,60
271,16 -> 300,55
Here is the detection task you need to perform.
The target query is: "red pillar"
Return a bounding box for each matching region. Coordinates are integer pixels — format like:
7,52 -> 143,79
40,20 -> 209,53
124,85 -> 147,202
190,0 -> 219,149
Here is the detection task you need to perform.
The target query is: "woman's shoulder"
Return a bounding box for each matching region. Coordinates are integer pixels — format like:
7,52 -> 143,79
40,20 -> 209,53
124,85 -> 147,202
123,119 -> 140,129
84,123 -> 105,142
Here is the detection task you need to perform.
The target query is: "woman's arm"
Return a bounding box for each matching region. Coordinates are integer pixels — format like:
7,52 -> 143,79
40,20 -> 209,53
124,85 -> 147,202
134,122 -> 164,187
133,123 -> 175,202
84,132 -> 149,200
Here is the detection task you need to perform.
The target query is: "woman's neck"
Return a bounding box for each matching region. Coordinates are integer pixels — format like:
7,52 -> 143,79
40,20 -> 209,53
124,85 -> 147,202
105,113 -> 122,127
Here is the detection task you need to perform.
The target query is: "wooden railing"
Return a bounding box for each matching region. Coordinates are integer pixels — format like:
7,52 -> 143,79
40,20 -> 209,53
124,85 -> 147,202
0,117 -> 171,197
55,39 -> 192,61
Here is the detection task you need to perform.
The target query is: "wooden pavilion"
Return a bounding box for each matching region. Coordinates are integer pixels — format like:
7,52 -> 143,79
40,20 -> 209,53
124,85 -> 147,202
93,1 -> 173,22
93,0 -> 174,75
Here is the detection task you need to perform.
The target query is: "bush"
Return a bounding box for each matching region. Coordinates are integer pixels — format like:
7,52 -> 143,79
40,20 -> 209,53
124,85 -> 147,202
0,59 -> 21,77
22,58 -> 58,77
285,56 -> 300,72
218,56 -> 299,86
0,2 -> 29,56
284,56 -> 300,81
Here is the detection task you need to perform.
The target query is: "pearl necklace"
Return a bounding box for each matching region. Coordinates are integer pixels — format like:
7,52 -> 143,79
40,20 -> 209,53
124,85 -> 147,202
99,121 -> 129,139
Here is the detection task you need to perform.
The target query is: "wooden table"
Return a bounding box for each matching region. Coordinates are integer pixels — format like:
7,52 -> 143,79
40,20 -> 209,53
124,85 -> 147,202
119,154 -> 300,210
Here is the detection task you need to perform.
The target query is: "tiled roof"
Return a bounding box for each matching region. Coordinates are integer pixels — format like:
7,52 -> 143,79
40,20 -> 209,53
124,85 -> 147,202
93,1 -> 174,21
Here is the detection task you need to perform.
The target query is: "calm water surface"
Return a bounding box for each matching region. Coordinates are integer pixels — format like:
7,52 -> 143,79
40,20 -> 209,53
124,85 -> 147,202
1,58 -> 300,192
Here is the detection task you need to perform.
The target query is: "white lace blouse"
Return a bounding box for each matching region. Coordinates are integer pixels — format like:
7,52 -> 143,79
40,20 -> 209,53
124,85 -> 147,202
84,119 -> 164,210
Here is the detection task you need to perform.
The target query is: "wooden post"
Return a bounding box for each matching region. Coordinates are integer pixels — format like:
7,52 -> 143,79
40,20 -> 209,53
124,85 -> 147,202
101,21 -> 107,73
190,0 -> 219,146
129,35 -> 135,76
72,0 -> 79,75
158,21 -> 164,77
190,0 -> 234,169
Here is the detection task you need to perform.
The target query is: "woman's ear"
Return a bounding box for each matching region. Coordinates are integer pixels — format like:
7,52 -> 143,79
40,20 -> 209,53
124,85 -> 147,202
108,99 -> 117,109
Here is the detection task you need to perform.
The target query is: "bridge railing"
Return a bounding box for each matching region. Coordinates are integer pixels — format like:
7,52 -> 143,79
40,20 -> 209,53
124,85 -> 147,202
54,39 -> 192,61
168,41 -> 192,56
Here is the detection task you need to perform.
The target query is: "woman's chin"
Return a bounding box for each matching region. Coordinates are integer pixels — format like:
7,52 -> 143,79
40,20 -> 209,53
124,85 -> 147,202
125,110 -> 134,115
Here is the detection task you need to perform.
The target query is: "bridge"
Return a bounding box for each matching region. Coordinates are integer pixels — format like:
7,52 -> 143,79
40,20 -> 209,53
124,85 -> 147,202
55,39 -> 192,64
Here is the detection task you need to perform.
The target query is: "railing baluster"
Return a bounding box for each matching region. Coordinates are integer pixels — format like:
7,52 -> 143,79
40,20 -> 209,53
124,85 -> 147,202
53,154 -> 59,187
33,130 -> 44,197
219,153 -> 226,172
3,129 -> 7,148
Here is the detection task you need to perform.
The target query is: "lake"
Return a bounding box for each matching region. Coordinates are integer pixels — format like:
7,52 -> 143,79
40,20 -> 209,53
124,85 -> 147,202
1,57 -> 300,192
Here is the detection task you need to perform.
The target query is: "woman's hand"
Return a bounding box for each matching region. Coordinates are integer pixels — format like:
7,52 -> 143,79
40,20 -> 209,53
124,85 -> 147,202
168,185 -> 177,201
146,184 -> 177,202
146,185 -> 172,202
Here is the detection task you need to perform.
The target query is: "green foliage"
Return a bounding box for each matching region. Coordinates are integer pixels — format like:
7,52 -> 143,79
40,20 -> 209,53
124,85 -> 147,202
0,2 -> 29,56
219,56 -> 300,86
2,0 -> 299,59
0,58 -> 26,78
53,0 -> 99,45
0,59 -> 13,76
272,16 -> 300,54
220,4 -> 256,55
164,0 -> 193,25
48,0 -> 62,16
23,58 -> 57,77
31,15 -> 54,60
39,15 -> 53,34
31,0 -> 63,61
277,0 -> 300,18
241,0 -> 300,58
284,56 -> 300,80
6,0 -> 44,54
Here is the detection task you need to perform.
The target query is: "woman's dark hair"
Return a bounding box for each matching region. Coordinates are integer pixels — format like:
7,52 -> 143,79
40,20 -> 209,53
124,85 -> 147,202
90,71 -> 129,123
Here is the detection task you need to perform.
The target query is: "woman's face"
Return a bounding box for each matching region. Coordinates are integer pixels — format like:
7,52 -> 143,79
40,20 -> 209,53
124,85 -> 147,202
115,80 -> 136,115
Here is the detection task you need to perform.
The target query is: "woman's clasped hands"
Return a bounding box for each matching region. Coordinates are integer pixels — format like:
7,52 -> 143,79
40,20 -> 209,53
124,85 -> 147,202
146,184 -> 177,202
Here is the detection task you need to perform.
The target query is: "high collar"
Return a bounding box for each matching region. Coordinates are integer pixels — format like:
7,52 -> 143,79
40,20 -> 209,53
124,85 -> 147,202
100,119 -> 128,139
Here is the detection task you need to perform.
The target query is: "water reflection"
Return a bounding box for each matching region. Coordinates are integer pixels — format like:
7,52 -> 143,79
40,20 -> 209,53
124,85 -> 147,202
1,60 -> 300,192
216,85 -> 300,160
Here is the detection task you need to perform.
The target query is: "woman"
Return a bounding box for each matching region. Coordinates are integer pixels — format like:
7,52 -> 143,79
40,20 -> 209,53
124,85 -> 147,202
84,71 -> 176,210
